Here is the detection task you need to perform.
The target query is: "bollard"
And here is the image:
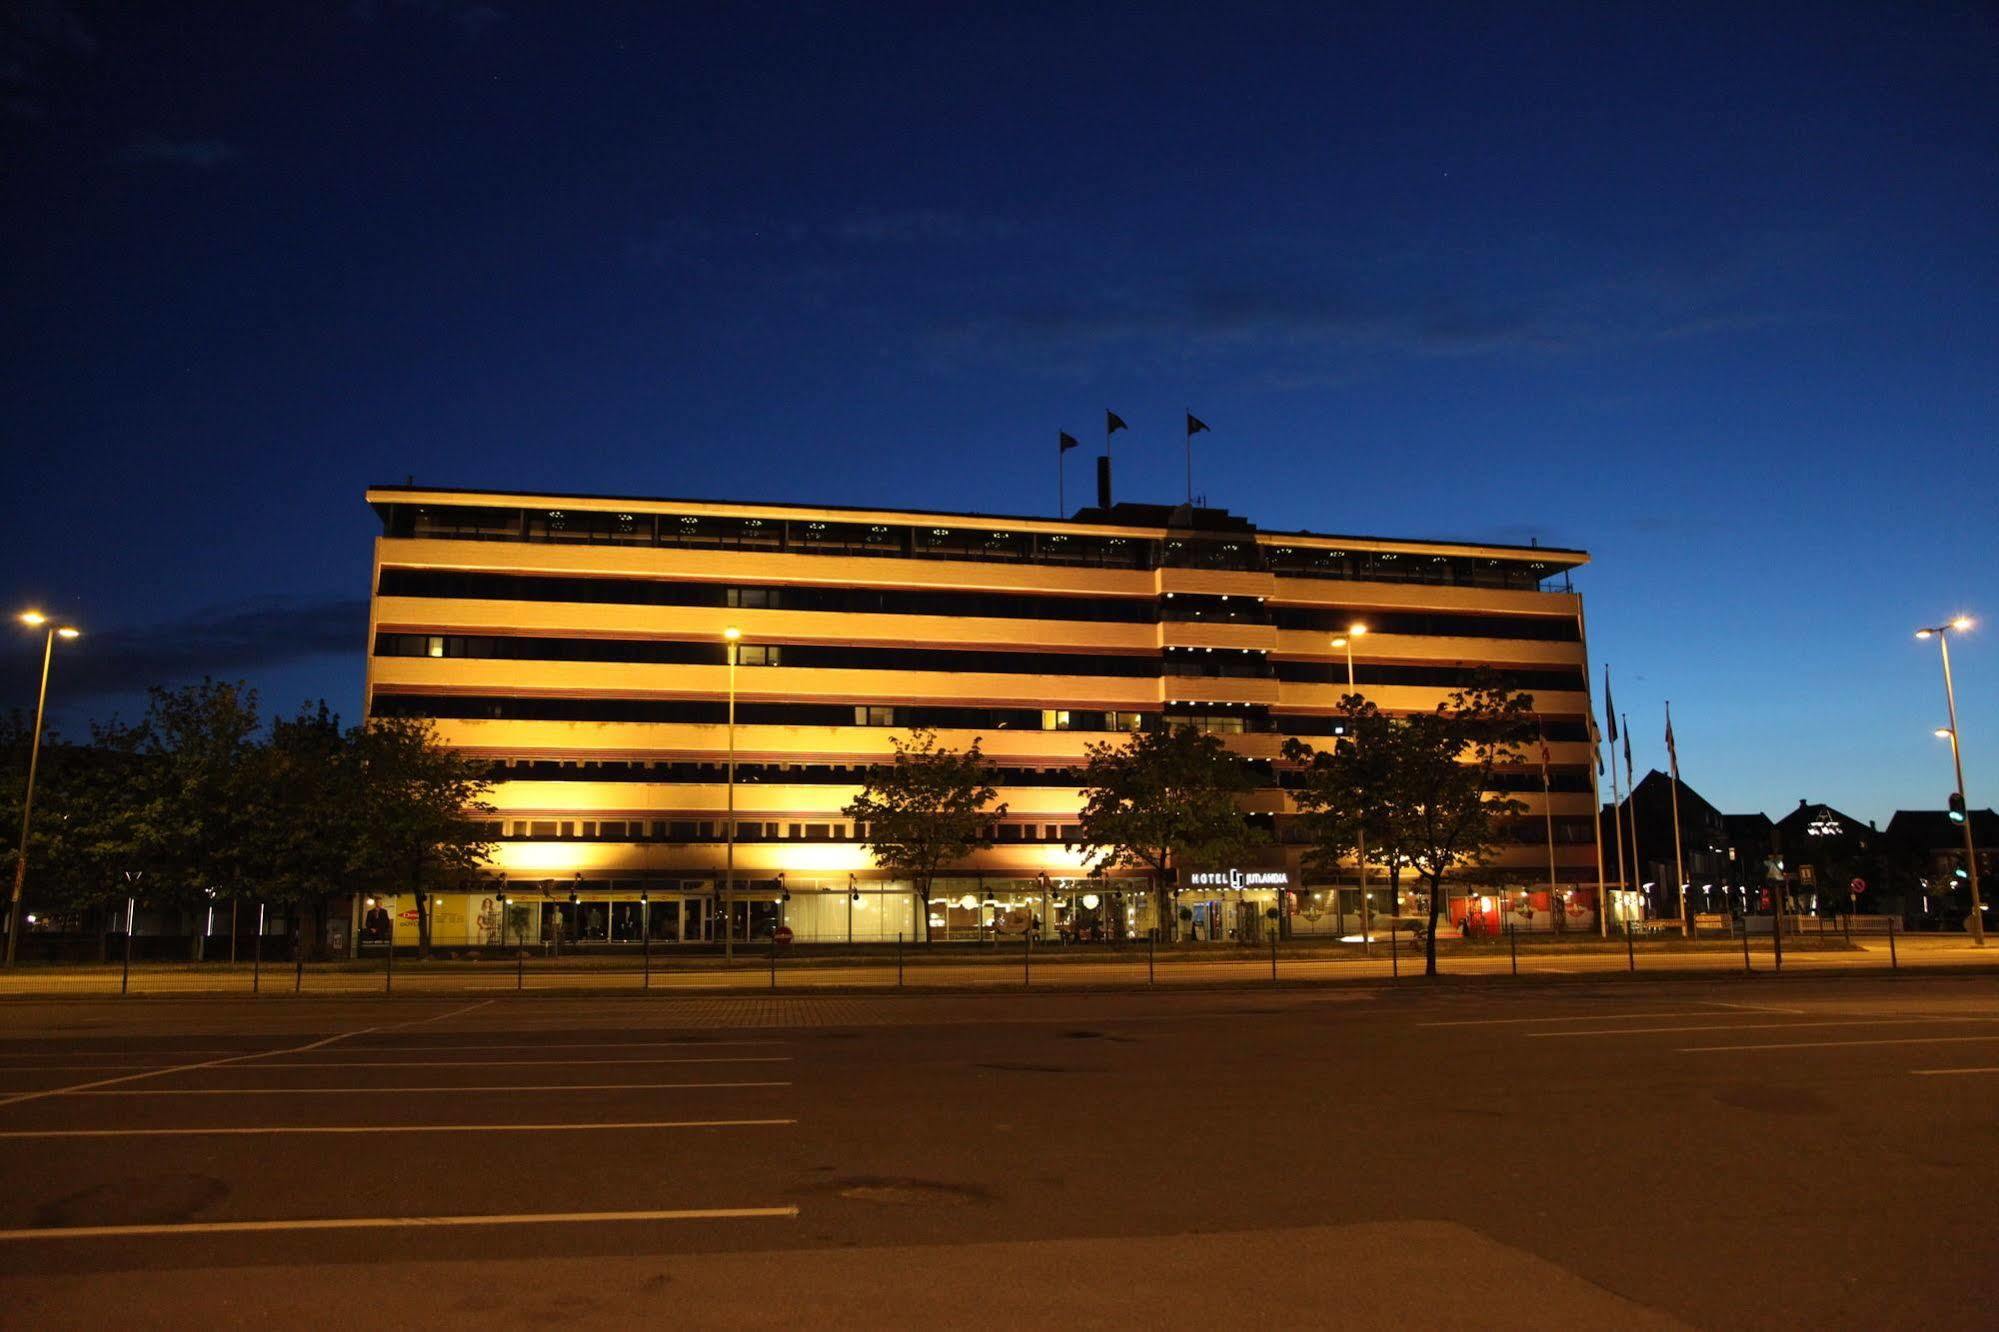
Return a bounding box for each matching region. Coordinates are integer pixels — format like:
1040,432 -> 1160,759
1625,921 -> 1635,973
1508,923 -> 1517,976
1889,917 -> 1898,970
1742,918 -> 1752,974
121,897 -> 135,997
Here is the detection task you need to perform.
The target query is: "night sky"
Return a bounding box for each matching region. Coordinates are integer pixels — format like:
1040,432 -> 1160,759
3,1 -> 1994,825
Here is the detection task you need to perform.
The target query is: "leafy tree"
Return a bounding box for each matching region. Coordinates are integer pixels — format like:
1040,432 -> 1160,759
1394,680 -> 1537,976
112,681 -> 266,957
844,728 -> 1005,944
349,715 -> 495,957
1282,694 -> 1423,936
240,702 -> 360,961
1070,723 -> 1266,943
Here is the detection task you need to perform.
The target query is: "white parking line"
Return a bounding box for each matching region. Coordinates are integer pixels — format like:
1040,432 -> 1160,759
71,1080 -> 794,1096
250,1056 -> 793,1069
1530,1017 -> 1987,1039
0,1206 -> 800,1241
1910,1067 -> 1999,1077
340,1039 -> 787,1052
0,1117 -> 796,1139
1418,1011 -> 1718,1028
0,1050 -> 252,1061
1681,1035 -> 1999,1053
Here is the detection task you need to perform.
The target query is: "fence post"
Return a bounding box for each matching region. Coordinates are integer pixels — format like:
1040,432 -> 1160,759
1390,922 -> 1399,980
1889,917 -> 1898,970
1742,918 -> 1752,974
896,931 -> 904,989
1024,929 -> 1031,988
121,897 -> 134,997
769,931 -> 777,991
1148,930 -> 1156,985
295,929 -> 303,993
1269,930 -> 1278,983
253,902 -> 264,994
1508,922 -> 1517,977
1625,921 -> 1635,973
1773,911 -> 1784,973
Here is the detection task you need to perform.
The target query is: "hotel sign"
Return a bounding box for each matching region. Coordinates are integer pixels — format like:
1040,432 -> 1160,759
1187,869 -> 1293,890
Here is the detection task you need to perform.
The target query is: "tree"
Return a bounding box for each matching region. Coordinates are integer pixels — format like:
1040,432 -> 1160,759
844,728 -> 1005,944
241,702 -> 360,961
1070,723 -> 1266,943
1282,694 -> 1424,935
349,716 -> 495,958
1394,680 -> 1537,976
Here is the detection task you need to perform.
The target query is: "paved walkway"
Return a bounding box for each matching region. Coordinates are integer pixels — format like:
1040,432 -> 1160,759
0,934 -> 1987,996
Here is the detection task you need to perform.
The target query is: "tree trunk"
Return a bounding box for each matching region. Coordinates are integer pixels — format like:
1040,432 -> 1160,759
413,869 -> 432,959
914,876 -> 929,945
1424,872 -> 1443,976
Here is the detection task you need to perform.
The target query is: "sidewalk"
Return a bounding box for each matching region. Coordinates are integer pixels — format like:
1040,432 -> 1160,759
0,934 -> 1987,997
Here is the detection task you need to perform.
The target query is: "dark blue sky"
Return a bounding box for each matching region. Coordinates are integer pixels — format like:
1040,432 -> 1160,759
4,1 -> 1995,823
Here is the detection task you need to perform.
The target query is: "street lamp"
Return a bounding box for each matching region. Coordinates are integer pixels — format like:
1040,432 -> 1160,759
723,626 -> 741,961
6,611 -> 80,968
1917,616 -> 1982,945
1329,624 -> 1371,950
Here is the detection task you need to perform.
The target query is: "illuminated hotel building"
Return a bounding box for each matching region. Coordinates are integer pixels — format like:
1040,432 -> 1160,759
362,484 -> 1599,946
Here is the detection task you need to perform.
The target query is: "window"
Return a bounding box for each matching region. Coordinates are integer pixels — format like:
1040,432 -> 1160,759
726,587 -> 775,609
737,644 -> 780,667
425,635 -> 445,658
855,706 -> 897,726
1042,709 -> 1074,730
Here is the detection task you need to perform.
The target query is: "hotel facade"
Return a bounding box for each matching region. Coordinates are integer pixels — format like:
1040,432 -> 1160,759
362,484 -> 1602,948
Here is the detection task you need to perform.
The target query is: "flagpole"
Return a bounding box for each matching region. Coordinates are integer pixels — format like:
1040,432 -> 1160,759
1058,450 -> 1065,518
1666,701 -> 1688,935
1623,712 -> 1642,922
1607,730 -> 1626,939
1184,408 -> 1193,505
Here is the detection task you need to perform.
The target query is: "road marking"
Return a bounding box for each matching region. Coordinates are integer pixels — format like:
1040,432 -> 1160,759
248,1056 -> 793,1069
1701,1000 -> 1807,1014
1681,1035 -> 1999,1053
0,1025 -> 384,1110
0,1206 -> 799,1241
0,1050 -> 252,1061
70,1080 -> 794,1096
1530,1017 -> 1990,1039
1419,1012 -> 1719,1028
383,999 -> 497,1028
1910,1067 -> 1999,1077
339,1039 -> 787,1052
0,1117 -> 796,1140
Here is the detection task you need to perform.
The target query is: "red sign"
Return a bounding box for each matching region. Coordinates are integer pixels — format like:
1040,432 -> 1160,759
1849,878 -> 1866,894
772,925 -> 794,945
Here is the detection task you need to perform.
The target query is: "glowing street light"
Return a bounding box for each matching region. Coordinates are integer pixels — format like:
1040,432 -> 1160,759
1330,623 -> 1372,951
1916,616 -> 1982,945
7,610 -> 82,967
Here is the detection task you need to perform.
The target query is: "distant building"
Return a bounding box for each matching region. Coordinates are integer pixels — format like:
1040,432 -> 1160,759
1883,808 -> 1999,930
1602,769 -> 1730,922
1770,799 -> 1879,914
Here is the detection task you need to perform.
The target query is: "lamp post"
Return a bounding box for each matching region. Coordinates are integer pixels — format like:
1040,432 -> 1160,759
1919,617 -> 1982,945
723,626 -> 741,961
6,611 -> 80,968
1331,623 -> 1370,953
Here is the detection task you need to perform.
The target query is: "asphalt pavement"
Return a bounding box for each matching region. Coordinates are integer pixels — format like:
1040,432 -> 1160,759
0,973 -> 1995,1329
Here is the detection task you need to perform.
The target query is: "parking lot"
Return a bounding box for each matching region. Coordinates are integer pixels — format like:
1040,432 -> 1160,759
1,974 -> 1996,1328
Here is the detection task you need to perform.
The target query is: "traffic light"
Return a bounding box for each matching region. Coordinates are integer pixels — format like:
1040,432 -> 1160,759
1949,792 -> 1967,825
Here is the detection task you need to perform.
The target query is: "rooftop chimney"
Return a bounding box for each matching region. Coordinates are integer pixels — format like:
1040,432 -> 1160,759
1096,455 -> 1112,509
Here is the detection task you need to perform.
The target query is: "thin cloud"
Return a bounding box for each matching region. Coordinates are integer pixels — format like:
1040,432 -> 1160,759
8,597 -> 370,702
120,136 -> 240,169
